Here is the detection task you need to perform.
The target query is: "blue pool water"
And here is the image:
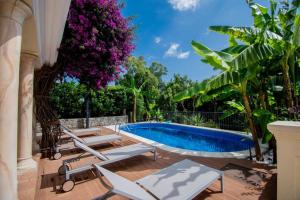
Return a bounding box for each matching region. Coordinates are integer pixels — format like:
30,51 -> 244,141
120,123 -> 253,152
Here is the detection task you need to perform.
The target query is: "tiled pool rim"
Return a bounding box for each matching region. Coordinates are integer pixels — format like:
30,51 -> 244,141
106,122 -> 261,158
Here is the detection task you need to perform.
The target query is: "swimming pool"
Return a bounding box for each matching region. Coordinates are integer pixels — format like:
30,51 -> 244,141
119,123 -> 253,157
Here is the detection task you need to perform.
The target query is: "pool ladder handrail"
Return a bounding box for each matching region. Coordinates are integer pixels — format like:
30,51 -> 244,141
114,122 -> 125,135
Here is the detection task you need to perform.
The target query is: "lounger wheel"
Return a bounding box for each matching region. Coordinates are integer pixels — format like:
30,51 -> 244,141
62,179 -> 75,192
58,165 -> 69,175
54,152 -> 62,160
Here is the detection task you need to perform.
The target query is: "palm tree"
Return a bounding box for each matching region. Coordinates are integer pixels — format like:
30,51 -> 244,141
126,77 -> 147,123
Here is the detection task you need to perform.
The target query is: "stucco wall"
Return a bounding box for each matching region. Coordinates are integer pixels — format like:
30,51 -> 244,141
35,115 -> 128,133
268,121 -> 300,200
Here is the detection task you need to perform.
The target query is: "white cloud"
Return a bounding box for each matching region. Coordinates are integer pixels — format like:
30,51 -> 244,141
177,51 -> 190,59
165,43 -> 190,59
154,37 -> 162,44
165,43 -> 180,57
168,0 -> 200,11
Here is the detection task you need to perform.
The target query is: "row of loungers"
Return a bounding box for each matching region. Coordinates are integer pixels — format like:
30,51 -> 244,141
58,126 -> 224,199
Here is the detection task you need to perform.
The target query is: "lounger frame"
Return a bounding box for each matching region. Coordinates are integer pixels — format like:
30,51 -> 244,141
54,128 -> 122,160
61,140 -> 157,180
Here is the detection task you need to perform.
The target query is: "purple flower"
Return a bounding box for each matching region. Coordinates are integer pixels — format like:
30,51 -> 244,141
59,0 -> 135,89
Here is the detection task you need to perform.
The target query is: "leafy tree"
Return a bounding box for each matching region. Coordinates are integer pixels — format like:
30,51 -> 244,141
58,0 -> 134,127
91,86 -> 128,116
59,0 -> 134,88
149,62 -> 168,87
117,56 -> 159,121
159,74 -> 195,112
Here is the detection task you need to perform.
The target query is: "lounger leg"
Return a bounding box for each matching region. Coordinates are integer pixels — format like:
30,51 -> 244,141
66,170 -> 70,180
65,162 -> 71,180
153,149 -> 157,161
93,190 -> 115,200
221,174 -> 224,193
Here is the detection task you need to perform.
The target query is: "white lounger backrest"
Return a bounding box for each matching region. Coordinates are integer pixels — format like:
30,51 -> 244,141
73,140 -> 109,161
93,164 -> 156,200
62,129 -> 85,143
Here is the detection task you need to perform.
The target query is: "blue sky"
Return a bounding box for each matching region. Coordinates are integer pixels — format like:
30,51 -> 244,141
122,0 -> 269,82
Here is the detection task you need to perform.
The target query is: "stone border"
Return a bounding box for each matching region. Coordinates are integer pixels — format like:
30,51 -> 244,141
106,122 -> 260,159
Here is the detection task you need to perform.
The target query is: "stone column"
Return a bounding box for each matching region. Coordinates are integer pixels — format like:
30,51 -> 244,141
17,53 -> 37,171
268,121 -> 300,200
0,1 -> 32,200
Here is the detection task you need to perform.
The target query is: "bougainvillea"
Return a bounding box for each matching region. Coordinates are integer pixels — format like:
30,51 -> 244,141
59,0 -> 134,89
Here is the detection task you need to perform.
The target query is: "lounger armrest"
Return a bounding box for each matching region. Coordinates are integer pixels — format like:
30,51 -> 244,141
62,129 -> 85,143
73,140 -> 109,161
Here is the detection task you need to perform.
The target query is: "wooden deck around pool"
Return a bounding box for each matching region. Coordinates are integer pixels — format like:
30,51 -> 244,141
18,127 -> 277,200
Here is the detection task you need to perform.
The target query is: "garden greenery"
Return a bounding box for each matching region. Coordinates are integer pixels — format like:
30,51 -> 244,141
50,55 -> 204,121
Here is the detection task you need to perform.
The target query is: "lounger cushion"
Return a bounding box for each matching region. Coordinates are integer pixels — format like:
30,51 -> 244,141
137,159 -> 222,200
94,165 -> 156,200
82,134 -> 121,146
102,143 -> 154,161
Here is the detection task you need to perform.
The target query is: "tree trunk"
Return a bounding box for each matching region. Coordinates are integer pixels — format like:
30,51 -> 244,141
192,96 -> 195,112
181,102 -> 186,111
133,94 -> 136,123
242,94 -> 263,161
85,94 -> 90,128
34,64 -> 62,157
295,96 -> 299,120
282,60 -> 294,116
257,78 -> 268,110
258,90 -> 267,110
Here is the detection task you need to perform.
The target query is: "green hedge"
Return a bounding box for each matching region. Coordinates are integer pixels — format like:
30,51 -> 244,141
50,82 -> 129,118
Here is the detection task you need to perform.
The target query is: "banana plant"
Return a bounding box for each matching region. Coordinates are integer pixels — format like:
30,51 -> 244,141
253,109 -> 276,143
176,39 -> 278,160
175,0 -> 299,160
210,0 -> 300,116
207,68 -> 265,160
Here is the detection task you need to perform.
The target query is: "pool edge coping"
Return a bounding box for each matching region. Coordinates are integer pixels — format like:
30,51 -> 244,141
105,122 -> 263,159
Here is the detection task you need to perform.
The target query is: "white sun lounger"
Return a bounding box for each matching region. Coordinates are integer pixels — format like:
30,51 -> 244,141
63,129 -> 122,146
60,140 -> 157,192
61,125 -> 101,136
93,159 -> 224,200
54,129 -> 122,160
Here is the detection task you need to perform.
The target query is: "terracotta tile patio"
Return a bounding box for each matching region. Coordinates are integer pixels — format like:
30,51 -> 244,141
18,128 -> 277,200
